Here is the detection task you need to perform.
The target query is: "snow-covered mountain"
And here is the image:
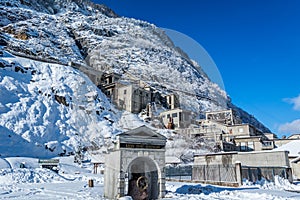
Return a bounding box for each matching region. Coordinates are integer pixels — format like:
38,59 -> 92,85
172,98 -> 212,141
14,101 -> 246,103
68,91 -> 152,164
0,0 -> 270,157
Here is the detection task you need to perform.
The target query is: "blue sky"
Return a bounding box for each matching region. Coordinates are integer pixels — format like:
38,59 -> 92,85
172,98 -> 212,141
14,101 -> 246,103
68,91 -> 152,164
93,0 -> 300,137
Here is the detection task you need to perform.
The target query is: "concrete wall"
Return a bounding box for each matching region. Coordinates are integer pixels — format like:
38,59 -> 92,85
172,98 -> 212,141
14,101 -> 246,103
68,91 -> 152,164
193,151 -> 291,184
131,87 -> 151,113
227,124 -> 251,136
117,85 -> 133,112
235,151 -> 290,167
206,109 -> 235,125
160,108 -> 193,129
194,152 -> 237,166
194,151 -> 290,168
116,85 -> 151,113
104,151 -> 121,199
165,94 -> 179,109
291,161 -> 300,180
233,137 -> 273,151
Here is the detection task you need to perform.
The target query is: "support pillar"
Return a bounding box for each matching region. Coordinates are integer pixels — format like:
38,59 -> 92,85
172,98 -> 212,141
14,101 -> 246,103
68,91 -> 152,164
235,161 -> 242,186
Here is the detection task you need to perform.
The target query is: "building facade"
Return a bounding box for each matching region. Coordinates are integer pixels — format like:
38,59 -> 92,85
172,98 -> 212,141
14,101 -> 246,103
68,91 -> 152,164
159,108 -> 194,129
181,110 -> 274,152
116,84 -> 152,113
104,126 -> 167,199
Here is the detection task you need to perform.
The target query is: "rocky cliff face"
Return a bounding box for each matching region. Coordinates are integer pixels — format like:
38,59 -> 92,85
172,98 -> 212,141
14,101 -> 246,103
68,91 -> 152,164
0,0 -> 270,157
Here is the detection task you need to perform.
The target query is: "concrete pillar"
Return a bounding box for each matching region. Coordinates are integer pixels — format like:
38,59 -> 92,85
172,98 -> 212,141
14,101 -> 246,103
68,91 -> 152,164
117,172 -> 125,197
159,174 -> 166,198
235,161 -> 242,186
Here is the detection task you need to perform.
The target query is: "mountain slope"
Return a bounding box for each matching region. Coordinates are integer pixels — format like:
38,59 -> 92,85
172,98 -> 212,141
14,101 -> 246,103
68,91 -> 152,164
0,52 -> 118,157
0,0 -> 271,157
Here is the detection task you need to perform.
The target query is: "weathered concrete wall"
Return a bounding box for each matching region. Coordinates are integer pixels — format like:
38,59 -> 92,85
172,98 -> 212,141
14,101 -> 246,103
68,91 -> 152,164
116,85 -> 151,113
104,151 -> 121,199
160,108 -> 193,129
194,152 -> 237,166
193,151 -> 291,185
291,162 -> 300,180
235,151 -> 290,167
194,151 -> 290,168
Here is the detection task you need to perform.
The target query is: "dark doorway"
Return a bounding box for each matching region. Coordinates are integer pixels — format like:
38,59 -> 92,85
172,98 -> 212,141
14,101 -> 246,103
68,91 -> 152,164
127,157 -> 159,200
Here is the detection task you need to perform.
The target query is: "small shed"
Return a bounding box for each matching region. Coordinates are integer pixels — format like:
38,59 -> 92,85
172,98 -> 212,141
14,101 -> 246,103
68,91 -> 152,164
38,159 -> 59,173
90,153 -> 105,174
104,125 -> 167,199
165,156 -> 181,167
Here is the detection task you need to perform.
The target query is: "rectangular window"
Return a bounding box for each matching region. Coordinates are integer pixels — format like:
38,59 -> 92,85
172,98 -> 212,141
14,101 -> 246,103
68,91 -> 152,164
124,90 -> 127,95
172,113 -> 178,118
248,141 -> 254,150
263,141 -> 272,147
240,142 -> 246,151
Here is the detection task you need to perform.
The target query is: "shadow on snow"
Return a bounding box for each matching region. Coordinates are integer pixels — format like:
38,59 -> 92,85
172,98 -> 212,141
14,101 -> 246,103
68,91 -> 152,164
174,184 -> 259,195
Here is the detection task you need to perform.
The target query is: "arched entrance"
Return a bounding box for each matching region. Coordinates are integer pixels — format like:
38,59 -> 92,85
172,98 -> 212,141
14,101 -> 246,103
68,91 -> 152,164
104,126 -> 166,199
127,157 -> 159,200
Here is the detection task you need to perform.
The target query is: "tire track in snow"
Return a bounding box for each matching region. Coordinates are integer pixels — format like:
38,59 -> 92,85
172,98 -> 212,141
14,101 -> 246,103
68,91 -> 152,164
0,158 -> 12,169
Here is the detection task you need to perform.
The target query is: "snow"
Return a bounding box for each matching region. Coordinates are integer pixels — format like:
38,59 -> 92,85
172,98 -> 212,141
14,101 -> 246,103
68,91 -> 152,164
273,140 -> 300,157
0,51 -> 119,158
0,0 -> 271,134
165,180 -> 300,200
0,0 -> 271,160
0,2 -> 289,198
0,157 -> 300,199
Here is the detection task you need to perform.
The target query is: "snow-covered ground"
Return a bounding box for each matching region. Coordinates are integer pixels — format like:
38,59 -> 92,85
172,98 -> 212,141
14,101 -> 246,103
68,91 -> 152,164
1,156 -> 300,200
0,49 -> 121,157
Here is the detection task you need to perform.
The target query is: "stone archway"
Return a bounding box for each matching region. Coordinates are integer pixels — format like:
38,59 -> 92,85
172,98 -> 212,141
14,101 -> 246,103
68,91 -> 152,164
104,126 -> 166,199
127,157 -> 159,200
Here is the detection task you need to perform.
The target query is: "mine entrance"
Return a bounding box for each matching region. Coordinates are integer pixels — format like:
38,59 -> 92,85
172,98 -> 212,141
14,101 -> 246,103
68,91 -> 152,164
127,157 -> 159,200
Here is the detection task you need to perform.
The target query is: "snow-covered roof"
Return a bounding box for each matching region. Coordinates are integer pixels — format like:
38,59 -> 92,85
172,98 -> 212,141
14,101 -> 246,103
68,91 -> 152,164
273,140 -> 300,157
291,156 -> 300,163
165,156 -> 181,164
288,134 -> 300,139
118,125 -> 167,140
89,154 -> 105,164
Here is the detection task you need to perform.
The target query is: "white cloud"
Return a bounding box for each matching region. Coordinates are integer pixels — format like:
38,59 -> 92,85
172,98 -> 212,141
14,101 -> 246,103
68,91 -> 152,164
278,119 -> 300,134
285,94 -> 300,111
278,95 -> 300,135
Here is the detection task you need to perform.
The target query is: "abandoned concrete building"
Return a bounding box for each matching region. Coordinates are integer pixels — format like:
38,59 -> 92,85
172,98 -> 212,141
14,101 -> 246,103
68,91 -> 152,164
97,73 -> 279,154
178,109 -> 274,152
98,73 -> 184,117
159,108 -> 194,129
116,84 -> 152,114
164,93 -> 180,110
98,73 -> 155,113
205,109 -> 242,125
99,72 -> 121,101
